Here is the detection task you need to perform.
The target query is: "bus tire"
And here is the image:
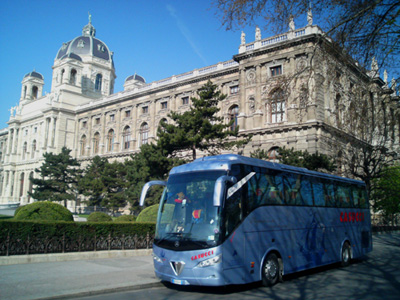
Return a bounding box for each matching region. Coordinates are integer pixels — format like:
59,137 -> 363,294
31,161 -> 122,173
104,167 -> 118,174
341,242 -> 351,267
262,253 -> 280,287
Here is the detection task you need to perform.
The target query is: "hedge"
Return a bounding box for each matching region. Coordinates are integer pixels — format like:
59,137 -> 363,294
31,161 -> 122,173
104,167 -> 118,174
0,220 -> 155,242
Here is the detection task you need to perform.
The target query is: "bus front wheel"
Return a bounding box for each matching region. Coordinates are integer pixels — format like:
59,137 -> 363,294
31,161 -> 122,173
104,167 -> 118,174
341,242 -> 351,267
262,253 -> 280,287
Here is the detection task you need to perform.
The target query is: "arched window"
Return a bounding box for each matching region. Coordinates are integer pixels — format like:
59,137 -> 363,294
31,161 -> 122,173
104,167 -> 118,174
95,74 -> 102,92
32,86 -> 38,99
140,122 -> 149,145
228,105 -> 239,131
269,89 -> 285,123
80,135 -> 86,156
123,126 -> 131,149
93,132 -> 100,154
20,173 -> 24,197
335,94 -> 342,127
28,171 -> 34,203
23,86 -> 27,99
31,140 -> 36,159
70,69 -> 77,85
22,142 -> 27,160
107,129 -> 114,152
60,69 -> 65,83
159,118 -> 167,133
268,147 -> 280,163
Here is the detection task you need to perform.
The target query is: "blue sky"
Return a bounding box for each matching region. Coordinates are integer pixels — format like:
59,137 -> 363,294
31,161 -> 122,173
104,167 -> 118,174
0,0 -> 313,129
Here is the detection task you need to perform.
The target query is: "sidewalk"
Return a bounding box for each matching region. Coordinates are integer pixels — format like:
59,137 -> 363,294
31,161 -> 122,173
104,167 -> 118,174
0,250 -> 161,300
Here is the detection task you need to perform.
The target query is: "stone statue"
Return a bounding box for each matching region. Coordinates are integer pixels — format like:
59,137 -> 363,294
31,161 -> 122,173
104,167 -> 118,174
391,78 -> 397,96
241,31 -> 246,45
289,15 -> 295,31
371,57 -> 378,74
384,69 -> 388,85
255,26 -> 261,41
307,8 -> 313,26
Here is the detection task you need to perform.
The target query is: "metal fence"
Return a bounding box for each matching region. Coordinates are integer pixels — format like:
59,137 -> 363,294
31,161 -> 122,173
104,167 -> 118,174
0,232 -> 154,256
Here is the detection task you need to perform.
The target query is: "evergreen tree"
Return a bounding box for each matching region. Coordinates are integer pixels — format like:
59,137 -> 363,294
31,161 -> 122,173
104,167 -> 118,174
124,143 -> 184,213
78,156 -> 108,207
372,165 -> 400,225
101,160 -> 127,214
250,147 -> 336,173
29,147 -> 82,207
157,80 -> 249,161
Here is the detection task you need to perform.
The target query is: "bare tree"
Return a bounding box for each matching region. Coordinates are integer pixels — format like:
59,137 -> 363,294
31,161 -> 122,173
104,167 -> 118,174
213,0 -> 400,76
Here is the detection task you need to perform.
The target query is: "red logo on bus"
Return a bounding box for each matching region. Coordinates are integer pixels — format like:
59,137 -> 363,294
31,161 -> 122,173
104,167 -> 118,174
191,250 -> 214,261
340,212 -> 365,223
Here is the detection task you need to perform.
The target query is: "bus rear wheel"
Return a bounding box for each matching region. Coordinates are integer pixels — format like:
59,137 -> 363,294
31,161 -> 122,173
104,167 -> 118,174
341,242 -> 351,267
262,253 -> 280,287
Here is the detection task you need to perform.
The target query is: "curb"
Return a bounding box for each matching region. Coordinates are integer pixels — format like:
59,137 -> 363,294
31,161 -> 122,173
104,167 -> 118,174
33,281 -> 163,300
0,249 -> 153,265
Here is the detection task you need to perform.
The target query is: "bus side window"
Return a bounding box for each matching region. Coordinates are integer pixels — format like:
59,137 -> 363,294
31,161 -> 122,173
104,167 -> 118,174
300,177 -> 314,206
312,179 -> 325,206
337,184 -> 352,208
265,171 -> 285,205
323,180 -> 336,207
360,189 -> 368,209
283,173 -> 303,205
352,187 -> 361,208
247,170 -> 269,212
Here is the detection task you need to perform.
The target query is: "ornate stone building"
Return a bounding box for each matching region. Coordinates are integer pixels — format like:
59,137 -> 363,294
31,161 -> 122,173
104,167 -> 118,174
0,15 -> 399,207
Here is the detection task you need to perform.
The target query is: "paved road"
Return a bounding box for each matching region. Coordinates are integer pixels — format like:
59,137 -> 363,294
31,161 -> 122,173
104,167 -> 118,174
73,233 -> 400,300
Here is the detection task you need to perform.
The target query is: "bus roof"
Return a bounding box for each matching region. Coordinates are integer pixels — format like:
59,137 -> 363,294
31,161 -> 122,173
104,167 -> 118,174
169,154 -> 365,186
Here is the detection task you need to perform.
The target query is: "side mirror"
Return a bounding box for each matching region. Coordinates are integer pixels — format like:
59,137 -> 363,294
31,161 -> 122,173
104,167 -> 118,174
139,181 -> 167,206
213,176 -> 237,207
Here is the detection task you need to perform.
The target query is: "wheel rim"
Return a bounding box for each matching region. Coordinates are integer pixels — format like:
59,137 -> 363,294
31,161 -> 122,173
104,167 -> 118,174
343,247 -> 349,262
265,259 -> 277,278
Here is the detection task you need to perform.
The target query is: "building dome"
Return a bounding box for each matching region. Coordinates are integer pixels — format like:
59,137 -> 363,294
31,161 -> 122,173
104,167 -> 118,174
55,18 -> 113,63
125,74 -> 146,83
24,71 -> 44,80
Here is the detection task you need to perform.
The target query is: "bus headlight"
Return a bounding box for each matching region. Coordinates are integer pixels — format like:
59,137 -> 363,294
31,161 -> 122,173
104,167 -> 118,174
153,253 -> 163,264
197,254 -> 222,268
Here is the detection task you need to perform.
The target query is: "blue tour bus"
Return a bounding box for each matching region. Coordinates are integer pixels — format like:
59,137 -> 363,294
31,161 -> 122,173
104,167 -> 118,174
140,154 -> 372,286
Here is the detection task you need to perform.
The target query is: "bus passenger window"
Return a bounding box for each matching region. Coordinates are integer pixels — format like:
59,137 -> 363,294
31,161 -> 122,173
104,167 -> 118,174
300,177 -> 314,206
323,181 -> 336,207
265,172 -> 284,205
337,185 -> 352,208
312,179 -> 325,206
283,173 -> 303,205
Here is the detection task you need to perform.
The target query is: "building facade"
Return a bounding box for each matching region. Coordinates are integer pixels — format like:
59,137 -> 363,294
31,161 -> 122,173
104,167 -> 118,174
0,14 -> 399,207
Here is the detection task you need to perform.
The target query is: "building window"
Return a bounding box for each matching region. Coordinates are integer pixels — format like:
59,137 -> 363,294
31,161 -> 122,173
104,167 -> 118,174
140,122 -> 149,145
159,118 -> 168,133
95,117 -> 100,125
182,97 -> 189,105
110,114 -> 115,122
161,102 -> 168,110
20,173 -> 24,197
142,106 -> 148,114
228,105 -> 239,131
125,110 -> 131,118
80,135 -> 86,156
268,147 -> 280,162
93,133 -> 100,154
32,86 -> 38,99
31,140 -> 36,159
270,65 -> 282,77
82,121 -> 87,128
230,85 -> 239,95
22,142 -> 27,160
123,126 -> 131,149
269,89 -> 286,123
70,69 -> 77,85
95,74 -> 102,91
107,129 -> 114,152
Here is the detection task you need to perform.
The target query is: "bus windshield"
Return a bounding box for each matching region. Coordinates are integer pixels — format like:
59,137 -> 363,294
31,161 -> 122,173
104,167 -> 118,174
155,170 -> 227,251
